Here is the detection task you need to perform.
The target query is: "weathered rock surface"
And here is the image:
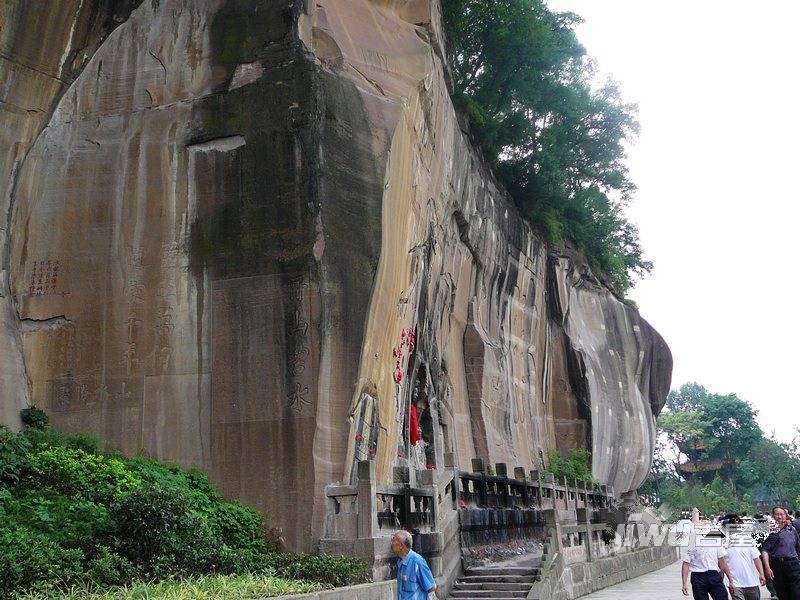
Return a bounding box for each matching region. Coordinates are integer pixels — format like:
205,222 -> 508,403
1,0 -> 672,551
0,0 -> 144,427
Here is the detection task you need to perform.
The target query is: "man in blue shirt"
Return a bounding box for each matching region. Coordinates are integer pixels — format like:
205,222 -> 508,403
762,506 -> 800,599
391,530 -> 437,600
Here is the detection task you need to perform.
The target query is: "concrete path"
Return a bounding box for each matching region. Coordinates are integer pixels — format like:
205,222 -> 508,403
582,559 -> 773,599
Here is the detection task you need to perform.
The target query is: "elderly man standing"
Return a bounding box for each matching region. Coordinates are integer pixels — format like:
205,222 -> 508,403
762,506 -> 800,600
391,530 -> 438,600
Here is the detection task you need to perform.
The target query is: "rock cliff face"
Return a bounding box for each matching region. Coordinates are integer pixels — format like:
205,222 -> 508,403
1,0 -> 671,551
0,0 -> 144,430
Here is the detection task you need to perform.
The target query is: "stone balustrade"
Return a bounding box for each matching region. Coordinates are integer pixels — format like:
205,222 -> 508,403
456,460 -> 614,512
320,459 -> 620,588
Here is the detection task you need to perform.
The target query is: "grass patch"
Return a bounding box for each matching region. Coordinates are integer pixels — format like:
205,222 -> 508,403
14,573 -> 328,600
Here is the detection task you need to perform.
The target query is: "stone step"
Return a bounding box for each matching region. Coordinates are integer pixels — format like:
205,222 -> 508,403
458,574 -> 537,584
448,591 -> 529,598
465,566 -> 538,577
450,564 -> 538,600
454,582 -> 532,591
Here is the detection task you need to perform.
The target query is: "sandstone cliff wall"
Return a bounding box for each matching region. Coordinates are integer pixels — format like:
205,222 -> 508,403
0,0 -> 144,427
1,0 -> 671,551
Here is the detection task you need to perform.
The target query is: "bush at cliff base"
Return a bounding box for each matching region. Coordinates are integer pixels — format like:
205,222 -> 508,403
545,448 -> 594,482
0,412 -> 370,598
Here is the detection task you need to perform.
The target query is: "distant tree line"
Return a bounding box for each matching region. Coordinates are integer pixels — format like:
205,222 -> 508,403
441,0 -> 650,295
642,383 -> 800,516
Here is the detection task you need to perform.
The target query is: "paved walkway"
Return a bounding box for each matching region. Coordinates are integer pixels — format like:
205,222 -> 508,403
582,559 -> 772,599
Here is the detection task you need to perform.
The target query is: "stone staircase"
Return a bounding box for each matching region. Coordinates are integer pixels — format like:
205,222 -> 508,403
448,565 -> 539,599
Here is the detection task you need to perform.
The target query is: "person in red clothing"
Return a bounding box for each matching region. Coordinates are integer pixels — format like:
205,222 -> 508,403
409,401 -> 421,446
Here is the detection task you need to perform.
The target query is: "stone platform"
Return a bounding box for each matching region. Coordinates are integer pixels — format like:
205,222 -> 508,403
582,559 -> 772,599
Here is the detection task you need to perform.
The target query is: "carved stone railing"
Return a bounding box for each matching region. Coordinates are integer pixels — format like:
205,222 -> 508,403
323,484 -> 359,539
376,484 -> 434,533
456,458 -> 614,513
320,457 -> 618,587
320,460 -> 458,582
320,458 -> 673,600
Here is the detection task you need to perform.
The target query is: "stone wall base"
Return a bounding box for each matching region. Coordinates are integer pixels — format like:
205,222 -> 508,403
532,545 -> 680,599
267,580 -> 396,600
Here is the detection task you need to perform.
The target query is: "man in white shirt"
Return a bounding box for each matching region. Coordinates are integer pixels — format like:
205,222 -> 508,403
723,514 -> 766,600
681,531 -> 737,599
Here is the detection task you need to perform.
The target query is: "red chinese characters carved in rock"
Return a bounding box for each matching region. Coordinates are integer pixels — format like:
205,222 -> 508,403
392,327 -> 417,383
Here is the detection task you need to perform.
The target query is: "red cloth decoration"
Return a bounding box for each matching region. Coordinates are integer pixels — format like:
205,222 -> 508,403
409,404 -> 420,446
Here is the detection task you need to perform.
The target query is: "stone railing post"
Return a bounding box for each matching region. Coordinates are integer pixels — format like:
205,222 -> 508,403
495,463 -> 509,507
544,472 -> 555,508
544,508 -> 564,554
582,490 -> 595,563
531,470 -> 542,508
514,467 -> 528,507
471,458 -> 489,507
356,460 -> 378,538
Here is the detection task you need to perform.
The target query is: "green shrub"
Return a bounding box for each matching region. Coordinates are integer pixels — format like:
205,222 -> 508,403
124,456 -> 191,487
0,411 -> 368,597
85,547 -> 136,587
65,433 -> 101,455
208,501 -> 265,553
0,425 -> 31,484
663,475 -> 753,517
545,448 -> 594,482
110,485 -> 202,571
20,407 -> 49,430
124,458 -> 218,513
25,447 -> 140,504
107,486 -> 265,578
8,491 -> 110,550
21,426 -> 66,452
0,528 -> 83,597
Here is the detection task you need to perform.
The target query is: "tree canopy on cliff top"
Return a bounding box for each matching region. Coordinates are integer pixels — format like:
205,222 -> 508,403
442,0 -> 650,295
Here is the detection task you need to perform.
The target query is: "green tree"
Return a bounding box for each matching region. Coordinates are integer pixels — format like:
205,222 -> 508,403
664,475 -> 753,518
658,411 -> 716,456
657,410 -> 717,482
442,0 -> 649,294
665,383 -> 761,487
738,437 -> 800,507
646,383 -> 800,515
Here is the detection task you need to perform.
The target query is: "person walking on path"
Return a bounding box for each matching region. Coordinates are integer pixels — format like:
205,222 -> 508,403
762,507 -> 800,600
681,530 -> 737,599
722,514 -> 766,600
756,513 -> 780,599
391,530 -> 438,600
791,511 -> 800,534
